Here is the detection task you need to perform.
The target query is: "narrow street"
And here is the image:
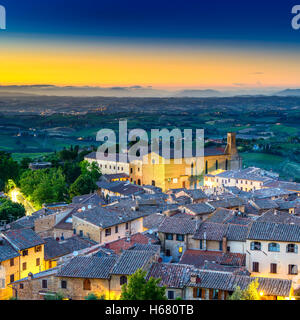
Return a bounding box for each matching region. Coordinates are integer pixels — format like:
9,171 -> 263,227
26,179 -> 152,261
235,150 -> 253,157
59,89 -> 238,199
9,188 -> 36,215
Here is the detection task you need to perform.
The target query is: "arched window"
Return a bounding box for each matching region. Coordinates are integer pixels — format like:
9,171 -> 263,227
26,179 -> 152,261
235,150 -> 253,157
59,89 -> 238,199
287,244 -> 298,253
268,243 -> 280,252
83,279 -> 91,291
205,161 -> 208,174
120,276 -> 127,286
215,160 -> 218,170
191,162 -> 194,176
225,159 -> 228,171
250,241 -> 261,251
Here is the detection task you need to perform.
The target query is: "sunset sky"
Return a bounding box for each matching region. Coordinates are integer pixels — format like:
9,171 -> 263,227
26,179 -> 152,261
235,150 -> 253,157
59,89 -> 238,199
0,0 -> 300,91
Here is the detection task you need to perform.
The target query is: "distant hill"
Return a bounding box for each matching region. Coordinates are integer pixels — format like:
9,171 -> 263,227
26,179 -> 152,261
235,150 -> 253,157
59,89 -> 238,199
175,89 -> 222,97
276,89 -> 300,96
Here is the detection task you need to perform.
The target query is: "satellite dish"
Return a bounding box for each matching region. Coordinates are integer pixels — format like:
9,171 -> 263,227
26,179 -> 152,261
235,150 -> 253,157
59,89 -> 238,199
73,251 -> 79,257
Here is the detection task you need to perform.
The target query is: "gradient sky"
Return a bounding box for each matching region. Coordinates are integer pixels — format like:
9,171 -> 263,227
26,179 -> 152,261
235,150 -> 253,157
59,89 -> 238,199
0,0 -> 300,89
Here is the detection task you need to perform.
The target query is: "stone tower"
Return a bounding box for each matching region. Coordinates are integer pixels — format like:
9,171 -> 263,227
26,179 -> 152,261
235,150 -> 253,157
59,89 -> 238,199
224,132 -> 242,170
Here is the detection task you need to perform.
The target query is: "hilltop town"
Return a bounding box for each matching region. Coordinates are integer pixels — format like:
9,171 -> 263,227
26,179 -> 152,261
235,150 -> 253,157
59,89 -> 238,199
0,132 -> 299,300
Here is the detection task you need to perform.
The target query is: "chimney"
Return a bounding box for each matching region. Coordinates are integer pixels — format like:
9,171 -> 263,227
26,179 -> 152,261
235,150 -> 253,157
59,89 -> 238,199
190,273 -> 197,283
222,236 -> 228,253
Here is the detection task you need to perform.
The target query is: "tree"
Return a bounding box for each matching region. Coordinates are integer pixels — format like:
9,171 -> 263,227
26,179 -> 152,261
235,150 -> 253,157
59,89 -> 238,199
69,174 -> 98,199
80,160 -> 101,182
84,293 -> 106,300
228,279 -> 260,300
120,269 -> 167,300
0,198 -> 25,222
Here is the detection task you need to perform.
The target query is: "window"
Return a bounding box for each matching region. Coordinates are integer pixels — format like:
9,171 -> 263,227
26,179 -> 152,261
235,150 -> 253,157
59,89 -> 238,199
36,258 -> 40,266
205,161 -> 208,174
10,274 -> 14,283
115,226 -> 119,233
73,229 -> 76,235
176,234 -> 184,242
105,228 -> 111,237
20,283 -> 24,289
288,265 -> 298,275
130,168 -> 133,174
212,289 -> 219,300
252,262 -> 259,272
42,280 -> 48,289
167,291 -> 175,300
215,160 -> 218,170
79,230 -> 83,237
35,246 -> 42,253
268,243 -> 280,252
152,180 -> 156,186
287,244 -> 298,253
200,239 -> 203,250
22,250 -> 28,256
120,276 -> 127,286
250,242 -> 261,251
61,280 -> 67,289
10,258 -> 14,267
219,241 -> 223,251
126,223 -> 129,230
193,288 -> 202,298
270,263 -> 277,274
49,261 -> 52,268
166,234 -> 173,241
22,262 -> 27,271
137,179 -> 141,185
83,279 -> 91,290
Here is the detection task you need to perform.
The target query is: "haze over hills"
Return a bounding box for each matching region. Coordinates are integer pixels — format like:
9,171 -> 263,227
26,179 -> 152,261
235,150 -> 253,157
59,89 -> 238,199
0,85 -> 291,98
276,89 -> 300,97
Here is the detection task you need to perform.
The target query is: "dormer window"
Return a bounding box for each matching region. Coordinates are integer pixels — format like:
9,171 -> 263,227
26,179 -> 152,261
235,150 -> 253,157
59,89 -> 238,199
250,241 -> 261,251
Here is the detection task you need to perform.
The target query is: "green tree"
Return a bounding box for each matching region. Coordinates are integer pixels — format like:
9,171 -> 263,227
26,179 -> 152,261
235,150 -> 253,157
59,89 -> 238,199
80,160 -> 101,182
69,174 -> 98,199
84,293 -> 106,300
228,279 -> 260,300
120,269 -> 167,300
0,198 -> 25,222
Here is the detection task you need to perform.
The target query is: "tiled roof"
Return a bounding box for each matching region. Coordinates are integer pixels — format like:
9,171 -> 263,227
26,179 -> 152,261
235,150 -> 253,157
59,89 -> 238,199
187,270 -> 292,297
146,263 -> 193,288
85,152 -> 129,163
193,222 -> 227,241
158,216 -> 197,235
252,199 -> 279,210
3,228 -> 44,251
104,233 -> 158,255
111,250 -> 155,275
143,213 -> 165,230
74,205 -> 149,229
129,243 -> 160,253
247,221 -> 300,242
252,188 -> 296,199
96,181 -> 144,196
215,169 -> 272,183
205,208 -> 235,223
44,236 -> 95,260
226,224 -> 249,241
72,193 -> 106,206
179,250 -> 245,269
256,209 -> 300,225
208,197 -> 245,209
0,238 -> 19,262
182,203 -> 215,215
57,256 -> 117,279
264,180 -> 300,192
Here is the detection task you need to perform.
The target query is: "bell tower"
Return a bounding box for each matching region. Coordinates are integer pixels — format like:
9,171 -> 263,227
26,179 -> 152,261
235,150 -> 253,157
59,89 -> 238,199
224,132 -> 242,170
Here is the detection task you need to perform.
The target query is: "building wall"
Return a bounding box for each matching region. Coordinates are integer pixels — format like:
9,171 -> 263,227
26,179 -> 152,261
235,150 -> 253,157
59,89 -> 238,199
245,239 -> 300,287
0,256 -> 20,300
73,216 -> 144,244
86,157 -> 130,175
13,275 -> 58,300
19,245 -> 45,280
57,277 -> 110,300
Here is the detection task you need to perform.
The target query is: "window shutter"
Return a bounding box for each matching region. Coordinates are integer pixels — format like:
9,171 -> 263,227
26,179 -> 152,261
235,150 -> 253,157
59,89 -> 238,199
193,288 -> 197,298
218,290 -> 222,300
209,289 -> 213,300
201,288 -> 206,300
